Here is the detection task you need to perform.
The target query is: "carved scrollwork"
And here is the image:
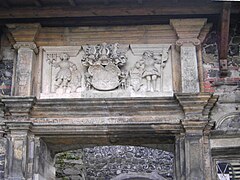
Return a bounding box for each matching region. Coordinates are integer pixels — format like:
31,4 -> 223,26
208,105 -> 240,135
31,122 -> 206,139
176,38 -> 201,47
13,42 -> 38,54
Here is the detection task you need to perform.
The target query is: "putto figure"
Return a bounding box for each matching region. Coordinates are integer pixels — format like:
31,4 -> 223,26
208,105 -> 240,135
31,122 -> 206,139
139,50 -> 161,92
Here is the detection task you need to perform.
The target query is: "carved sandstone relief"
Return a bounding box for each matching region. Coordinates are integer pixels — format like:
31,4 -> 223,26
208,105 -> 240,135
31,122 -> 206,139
40,44 -> 172,98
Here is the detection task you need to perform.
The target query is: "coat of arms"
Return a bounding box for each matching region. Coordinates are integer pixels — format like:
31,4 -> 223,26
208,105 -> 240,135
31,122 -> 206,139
82,43 -> 127,91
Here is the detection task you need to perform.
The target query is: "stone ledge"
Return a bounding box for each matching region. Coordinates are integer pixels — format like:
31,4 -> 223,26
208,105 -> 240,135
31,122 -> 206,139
2,96 -> 36,117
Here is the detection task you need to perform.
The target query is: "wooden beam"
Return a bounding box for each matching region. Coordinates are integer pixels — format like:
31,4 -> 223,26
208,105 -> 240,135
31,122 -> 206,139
219,2 -> 231,76
68,0 -> 77,6
0,4 -> 223,19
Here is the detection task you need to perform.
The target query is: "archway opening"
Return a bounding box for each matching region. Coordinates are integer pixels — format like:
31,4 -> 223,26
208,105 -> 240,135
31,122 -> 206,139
55,145 -> 174,180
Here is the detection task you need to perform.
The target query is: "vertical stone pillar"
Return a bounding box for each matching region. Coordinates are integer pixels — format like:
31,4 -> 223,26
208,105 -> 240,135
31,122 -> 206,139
170,19 -> 207,93
175,93 -> 218,180
5,122 -> 33,180
6,24 -> 41,96
13,43 -> 38,96
182,121 -> 206,180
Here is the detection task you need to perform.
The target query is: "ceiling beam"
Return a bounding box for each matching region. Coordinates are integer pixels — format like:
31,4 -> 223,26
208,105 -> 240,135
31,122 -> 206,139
68,0 -> 77,6
0,3 -> 224,19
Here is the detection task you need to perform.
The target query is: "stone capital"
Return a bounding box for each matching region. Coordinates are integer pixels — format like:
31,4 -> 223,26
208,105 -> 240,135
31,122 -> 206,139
2,96 -> 36,118
176,38 -> 201,47
13,42 -> 38,54
5,122 -> 33,135
170,18 -> 207,46
181,120 -> 209,136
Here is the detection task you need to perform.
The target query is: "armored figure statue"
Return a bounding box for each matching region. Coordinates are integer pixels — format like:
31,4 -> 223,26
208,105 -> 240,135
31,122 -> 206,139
54,53 -> 78,92
139,50 -> 161,92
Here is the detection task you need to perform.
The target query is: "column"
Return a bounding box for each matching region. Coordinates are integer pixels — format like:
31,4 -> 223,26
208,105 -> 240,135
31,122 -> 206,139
4,123 -> 55,180
6,23 -> 41,96
170,19 -> 207,93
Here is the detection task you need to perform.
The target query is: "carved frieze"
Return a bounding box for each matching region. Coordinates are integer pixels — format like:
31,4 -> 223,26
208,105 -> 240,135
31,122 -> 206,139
40,43 -> 173,98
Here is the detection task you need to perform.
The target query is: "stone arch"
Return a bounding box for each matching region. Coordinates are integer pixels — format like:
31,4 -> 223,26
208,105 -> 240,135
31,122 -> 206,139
216,112 -> 240,131
111,172 -> 167,180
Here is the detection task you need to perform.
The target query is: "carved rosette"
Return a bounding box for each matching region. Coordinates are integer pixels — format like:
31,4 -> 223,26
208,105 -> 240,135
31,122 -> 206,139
82,43 -> 128,91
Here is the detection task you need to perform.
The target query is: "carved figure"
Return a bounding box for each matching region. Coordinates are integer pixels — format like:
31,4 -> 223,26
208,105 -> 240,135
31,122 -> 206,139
139,51 -> 161,92
52,53 -> 78,92
130,62 -> 143,91
119,71 -> 128,89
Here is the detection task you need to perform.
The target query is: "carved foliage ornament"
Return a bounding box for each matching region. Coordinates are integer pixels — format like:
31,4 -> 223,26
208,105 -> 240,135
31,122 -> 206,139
82,43 -> 127,91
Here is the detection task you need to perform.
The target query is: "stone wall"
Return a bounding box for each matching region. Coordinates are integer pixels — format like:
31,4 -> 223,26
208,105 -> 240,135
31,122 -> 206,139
55,146 -> 174,180
0,32 -> 16,96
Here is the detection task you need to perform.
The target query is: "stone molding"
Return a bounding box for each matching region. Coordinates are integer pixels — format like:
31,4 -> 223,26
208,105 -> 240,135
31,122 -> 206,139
2,96 -> 36,118
175,93 -> 218,121
13,42 -> 38,54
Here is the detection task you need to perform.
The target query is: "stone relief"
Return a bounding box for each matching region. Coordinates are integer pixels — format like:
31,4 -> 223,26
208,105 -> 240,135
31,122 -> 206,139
47,53 -> 81,93
82,42 -> 127,91
16,52 -> 31,95
130,50 -> 168,92
41,43 -> 172,98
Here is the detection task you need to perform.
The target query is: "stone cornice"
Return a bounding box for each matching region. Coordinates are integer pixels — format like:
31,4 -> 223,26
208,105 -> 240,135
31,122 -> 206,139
175,93 -> 218,121
1,96 -> 36,118
13,42 -> 38,54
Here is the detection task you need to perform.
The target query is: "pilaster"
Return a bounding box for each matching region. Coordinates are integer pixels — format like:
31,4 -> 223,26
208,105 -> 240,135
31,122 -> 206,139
6,23 -> 41,96
170,19 -> 207,93
4,122 -> 33,180
175,93 -> 218,180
